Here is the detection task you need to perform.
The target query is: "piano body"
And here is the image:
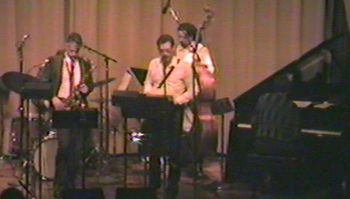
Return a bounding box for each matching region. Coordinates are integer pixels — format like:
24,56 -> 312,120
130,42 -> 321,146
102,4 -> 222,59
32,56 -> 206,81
226,34 -> 350,188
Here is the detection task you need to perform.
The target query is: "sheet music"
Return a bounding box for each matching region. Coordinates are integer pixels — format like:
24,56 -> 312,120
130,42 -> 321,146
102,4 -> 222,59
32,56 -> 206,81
293,100 -> 312,108
313,101 -> 334,109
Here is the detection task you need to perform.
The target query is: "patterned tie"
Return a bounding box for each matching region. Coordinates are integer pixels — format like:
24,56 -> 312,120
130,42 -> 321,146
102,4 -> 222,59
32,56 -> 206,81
69,60 -> 75,96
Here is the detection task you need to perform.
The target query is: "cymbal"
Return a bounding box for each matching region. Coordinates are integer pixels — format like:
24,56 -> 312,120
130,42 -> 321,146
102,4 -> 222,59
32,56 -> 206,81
2,71 -> 40,94
0,78 -> 9,94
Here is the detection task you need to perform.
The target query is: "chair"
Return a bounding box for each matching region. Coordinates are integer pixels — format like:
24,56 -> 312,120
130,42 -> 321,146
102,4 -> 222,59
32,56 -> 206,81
246,92 -> 307,195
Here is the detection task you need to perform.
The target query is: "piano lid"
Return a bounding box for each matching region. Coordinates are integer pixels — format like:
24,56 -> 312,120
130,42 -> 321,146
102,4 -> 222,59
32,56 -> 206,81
234,34 -> 350,107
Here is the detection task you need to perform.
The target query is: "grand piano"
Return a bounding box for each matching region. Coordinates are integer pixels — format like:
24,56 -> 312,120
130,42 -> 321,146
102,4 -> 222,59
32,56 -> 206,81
225,34 -> 350,189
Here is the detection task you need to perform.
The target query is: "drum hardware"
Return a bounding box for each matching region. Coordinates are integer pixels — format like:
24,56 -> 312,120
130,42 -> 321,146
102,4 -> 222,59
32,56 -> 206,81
83,146 -> 100,170
2,71 -> 52,199
2,34 -> 38,198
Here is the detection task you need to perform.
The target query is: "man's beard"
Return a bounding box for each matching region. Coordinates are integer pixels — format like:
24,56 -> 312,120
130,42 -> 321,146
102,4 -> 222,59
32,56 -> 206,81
161,55 -> 172,67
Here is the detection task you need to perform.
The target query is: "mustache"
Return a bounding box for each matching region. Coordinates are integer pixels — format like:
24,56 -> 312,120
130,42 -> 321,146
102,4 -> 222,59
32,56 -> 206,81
161,55 -> 172,64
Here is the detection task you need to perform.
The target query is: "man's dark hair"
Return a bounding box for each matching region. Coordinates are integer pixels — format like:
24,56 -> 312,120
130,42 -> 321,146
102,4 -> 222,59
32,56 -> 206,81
177,22 -> 198,41
157,34 -> 175,47
66,32 -> 83,46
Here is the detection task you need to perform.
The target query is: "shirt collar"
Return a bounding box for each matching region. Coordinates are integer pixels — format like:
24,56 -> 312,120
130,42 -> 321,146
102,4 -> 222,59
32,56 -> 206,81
177,42 -> 203,52
157,56 -> 179,67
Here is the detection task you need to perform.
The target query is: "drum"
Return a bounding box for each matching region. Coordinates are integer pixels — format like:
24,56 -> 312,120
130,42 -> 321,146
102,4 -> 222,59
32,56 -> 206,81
33,132 -> 58,180
8,116 -> 50,156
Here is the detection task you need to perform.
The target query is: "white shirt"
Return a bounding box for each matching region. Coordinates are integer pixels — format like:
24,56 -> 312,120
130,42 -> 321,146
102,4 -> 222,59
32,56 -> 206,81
176,43 -> 215,74
144,56 -> 198,104
57,54 -> 82,99
144,56 -> 199,132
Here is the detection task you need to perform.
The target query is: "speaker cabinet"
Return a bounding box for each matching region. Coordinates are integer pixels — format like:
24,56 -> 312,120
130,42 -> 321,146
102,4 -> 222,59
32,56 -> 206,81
115,187 -> 157,199
62,188 -> 105,199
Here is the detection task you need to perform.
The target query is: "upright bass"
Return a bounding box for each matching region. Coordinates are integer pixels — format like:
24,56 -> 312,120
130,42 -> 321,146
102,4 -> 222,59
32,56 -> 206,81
191,7 -> 217,157
167,5 -> 218,156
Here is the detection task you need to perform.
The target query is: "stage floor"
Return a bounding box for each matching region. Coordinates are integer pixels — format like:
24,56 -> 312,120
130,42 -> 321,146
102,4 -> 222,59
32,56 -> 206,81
0,156 -> 339,199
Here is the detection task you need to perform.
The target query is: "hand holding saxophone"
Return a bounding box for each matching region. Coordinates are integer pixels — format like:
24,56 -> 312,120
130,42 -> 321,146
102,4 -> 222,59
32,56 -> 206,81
52,83 -> 89,110
77,83 -> 89,94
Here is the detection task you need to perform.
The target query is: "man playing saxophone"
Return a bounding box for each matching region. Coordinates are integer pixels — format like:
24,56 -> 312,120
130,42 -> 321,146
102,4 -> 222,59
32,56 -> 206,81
38,32 -> 94,198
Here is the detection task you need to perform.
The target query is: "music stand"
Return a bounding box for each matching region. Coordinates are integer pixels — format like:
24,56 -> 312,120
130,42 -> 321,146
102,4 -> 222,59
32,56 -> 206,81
112,91 -> 179,187
52,109 -> 98,129
211,97 -> 234,187
52,108 -> 98,188
129,67 -> 148,86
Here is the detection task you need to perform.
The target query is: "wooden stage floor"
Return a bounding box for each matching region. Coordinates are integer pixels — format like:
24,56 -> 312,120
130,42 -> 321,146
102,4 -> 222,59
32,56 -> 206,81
0,156 -> 342,199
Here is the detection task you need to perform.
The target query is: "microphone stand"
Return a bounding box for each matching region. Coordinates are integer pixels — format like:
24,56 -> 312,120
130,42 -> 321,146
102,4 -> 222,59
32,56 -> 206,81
16,39 -> 34,199
83,44 -> 118,176
16,42 -> 25,156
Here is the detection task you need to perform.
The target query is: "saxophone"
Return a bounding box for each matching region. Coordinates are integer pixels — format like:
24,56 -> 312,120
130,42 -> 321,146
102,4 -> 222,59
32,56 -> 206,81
63,85 -> 86,109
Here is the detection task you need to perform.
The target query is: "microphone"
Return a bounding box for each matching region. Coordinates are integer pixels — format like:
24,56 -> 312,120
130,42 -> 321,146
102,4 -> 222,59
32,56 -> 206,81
22,34 -> 30,40
27,57 -> 52,73
162,0 -> 171,14
169,7 -> 180,23
17,34 -> 30,49
33,57 -> 51,68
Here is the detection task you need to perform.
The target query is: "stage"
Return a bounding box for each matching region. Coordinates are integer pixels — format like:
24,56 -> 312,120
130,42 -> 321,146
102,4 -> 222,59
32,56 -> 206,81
0,156 -> 337,199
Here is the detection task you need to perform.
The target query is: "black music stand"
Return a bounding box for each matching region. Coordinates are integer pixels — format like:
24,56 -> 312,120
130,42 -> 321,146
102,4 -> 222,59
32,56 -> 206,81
112,91 -> 174,119
112,91 -> 179,187
211,98 -> 234,188
52,109 -> 98,129
129,67 -> 147,86
52,108 -> 98,189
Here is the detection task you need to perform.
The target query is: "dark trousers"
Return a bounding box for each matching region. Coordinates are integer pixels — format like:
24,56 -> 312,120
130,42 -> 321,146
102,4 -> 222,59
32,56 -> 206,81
54,129 -> 91,190
142,106 -> 183,193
